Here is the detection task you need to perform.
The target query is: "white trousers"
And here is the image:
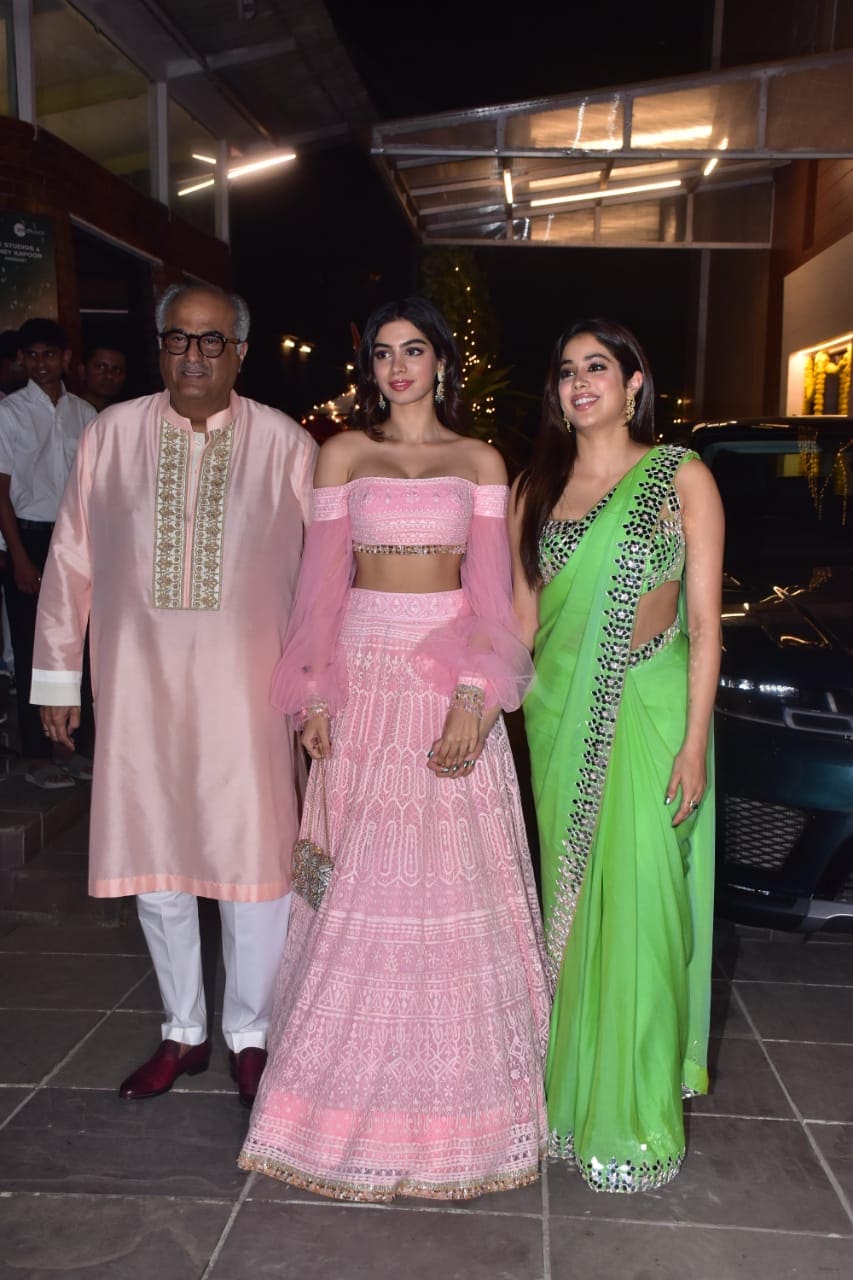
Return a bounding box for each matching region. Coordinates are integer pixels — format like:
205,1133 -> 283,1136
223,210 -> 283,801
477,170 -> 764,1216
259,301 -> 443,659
136,890 -> 291,1053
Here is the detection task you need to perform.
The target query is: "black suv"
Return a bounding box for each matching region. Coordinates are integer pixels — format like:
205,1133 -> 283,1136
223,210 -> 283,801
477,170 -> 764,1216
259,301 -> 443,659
691,417 -> 853,934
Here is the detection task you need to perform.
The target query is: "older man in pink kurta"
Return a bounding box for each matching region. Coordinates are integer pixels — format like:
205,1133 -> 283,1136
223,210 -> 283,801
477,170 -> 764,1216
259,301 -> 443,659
32,284 -> 317,1107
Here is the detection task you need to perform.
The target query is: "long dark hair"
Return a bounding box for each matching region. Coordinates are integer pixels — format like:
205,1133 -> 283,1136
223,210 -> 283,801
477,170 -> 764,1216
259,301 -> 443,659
515,317 -> 656,587
352,296 -> 465,440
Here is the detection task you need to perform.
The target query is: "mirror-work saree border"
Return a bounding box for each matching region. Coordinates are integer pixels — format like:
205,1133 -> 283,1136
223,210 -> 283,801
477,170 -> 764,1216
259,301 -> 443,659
524,445 -> 715,1193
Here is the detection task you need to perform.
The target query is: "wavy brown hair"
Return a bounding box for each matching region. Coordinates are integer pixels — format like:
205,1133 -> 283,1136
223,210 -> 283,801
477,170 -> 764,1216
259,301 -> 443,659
351,296 -> 465,440
515,317 -> 656,587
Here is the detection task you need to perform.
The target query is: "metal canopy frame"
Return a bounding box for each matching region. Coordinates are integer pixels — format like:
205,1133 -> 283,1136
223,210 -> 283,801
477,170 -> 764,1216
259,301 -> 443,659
67,0 -> 375,152
370,51 -> 853,249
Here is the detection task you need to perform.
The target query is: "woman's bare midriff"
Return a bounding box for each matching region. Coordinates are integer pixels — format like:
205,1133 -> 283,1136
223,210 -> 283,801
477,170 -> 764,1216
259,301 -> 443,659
354,550 -> 464,594
631,580 -> 680,649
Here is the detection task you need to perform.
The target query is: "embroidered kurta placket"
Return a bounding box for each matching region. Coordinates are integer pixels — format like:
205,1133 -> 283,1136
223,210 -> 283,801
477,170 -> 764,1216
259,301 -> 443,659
153,422 -> 234,611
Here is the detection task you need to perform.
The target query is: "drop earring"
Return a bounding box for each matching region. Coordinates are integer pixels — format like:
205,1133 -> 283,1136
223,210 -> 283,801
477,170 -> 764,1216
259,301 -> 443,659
625,389 -> 637,423
562,413 -> 573,433
378,392 -> 387,411
435,369 -> 445,404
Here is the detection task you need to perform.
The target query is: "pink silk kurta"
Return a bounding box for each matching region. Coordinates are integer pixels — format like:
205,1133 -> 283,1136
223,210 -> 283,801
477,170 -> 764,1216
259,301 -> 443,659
31,390 -> 317,901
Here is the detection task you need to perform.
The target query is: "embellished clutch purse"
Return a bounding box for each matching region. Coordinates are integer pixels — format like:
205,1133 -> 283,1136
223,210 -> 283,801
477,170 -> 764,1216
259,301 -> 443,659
292,759 -> 332,911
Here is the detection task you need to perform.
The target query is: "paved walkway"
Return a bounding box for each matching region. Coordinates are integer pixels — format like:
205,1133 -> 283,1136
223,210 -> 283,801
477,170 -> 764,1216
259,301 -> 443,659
1,866 -> 852,1278
0,683 -> 851,1278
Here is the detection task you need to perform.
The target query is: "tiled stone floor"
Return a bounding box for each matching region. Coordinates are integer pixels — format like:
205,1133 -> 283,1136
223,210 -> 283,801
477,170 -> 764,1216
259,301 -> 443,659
1,897 -> 852,1279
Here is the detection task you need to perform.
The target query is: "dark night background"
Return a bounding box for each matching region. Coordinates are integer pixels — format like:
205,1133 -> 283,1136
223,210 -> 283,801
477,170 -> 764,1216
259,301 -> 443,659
229,1 -> 716,426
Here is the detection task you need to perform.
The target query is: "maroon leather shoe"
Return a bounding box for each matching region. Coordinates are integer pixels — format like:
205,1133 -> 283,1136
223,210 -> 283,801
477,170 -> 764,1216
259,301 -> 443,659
228,1047 -> 268,1108
118,1038 -> 211,1100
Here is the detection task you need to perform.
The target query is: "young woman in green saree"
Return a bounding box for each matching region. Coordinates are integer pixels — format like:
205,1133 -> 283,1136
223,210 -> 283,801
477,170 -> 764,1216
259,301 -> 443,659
509,318 -> 724,1193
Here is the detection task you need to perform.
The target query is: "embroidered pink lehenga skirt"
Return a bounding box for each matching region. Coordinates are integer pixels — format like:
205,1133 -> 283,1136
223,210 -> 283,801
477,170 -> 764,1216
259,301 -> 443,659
239,588 -> 550,1201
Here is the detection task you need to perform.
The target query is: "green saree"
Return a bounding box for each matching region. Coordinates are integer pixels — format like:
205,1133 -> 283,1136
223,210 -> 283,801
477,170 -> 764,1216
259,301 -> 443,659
524,445 -> 714,1193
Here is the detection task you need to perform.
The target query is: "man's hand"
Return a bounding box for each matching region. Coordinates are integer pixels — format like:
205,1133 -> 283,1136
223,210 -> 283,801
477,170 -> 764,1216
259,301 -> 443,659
14,555 -> 41,594
40,705 -> 80,751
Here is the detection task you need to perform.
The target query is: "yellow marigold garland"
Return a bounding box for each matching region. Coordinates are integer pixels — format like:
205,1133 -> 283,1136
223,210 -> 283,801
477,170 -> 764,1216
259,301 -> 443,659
803,344 -> 852,415
802,353 -> 815,414
837,345 -> 850,415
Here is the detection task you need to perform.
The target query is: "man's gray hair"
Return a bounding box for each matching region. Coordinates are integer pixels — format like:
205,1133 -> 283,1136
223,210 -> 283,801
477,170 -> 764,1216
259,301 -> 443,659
155,283 -> 250,344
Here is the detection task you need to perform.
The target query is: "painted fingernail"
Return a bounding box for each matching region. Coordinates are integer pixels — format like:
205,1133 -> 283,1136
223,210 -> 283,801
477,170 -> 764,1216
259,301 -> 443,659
664,796 -> 672,806
427,749 -> 434,759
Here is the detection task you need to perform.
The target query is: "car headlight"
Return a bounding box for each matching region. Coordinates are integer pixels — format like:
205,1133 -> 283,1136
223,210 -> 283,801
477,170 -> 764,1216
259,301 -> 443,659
716,676 -> 799,724
717,676 -> 853,736
718,677 -> 798,697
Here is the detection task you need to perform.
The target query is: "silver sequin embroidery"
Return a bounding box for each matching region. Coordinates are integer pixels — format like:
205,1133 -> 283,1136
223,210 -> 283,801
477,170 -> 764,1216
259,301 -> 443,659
538,446 -> 695,986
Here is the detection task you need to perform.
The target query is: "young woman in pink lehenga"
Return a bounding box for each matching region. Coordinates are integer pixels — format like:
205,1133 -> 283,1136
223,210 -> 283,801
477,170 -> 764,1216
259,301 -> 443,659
238,297 -> 550,1201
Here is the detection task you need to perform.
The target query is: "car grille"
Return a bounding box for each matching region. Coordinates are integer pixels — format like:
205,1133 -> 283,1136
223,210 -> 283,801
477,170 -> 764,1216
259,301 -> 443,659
720,795 -> 808,870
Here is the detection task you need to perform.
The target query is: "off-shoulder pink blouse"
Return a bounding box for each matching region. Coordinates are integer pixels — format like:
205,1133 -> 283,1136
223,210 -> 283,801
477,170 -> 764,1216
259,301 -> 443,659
270,476 -> 533,717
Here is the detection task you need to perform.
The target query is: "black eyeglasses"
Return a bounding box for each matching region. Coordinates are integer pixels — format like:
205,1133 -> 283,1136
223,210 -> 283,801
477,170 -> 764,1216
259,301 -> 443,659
159,330 -> 242,358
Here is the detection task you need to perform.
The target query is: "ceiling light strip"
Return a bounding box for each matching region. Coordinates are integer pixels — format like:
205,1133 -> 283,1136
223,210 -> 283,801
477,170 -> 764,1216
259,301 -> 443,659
530,179 -> 682,208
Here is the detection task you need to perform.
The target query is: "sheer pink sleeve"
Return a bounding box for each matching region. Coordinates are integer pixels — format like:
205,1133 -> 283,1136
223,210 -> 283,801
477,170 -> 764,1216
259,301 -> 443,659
270,485 -> 354,721
417,484 -> 535,712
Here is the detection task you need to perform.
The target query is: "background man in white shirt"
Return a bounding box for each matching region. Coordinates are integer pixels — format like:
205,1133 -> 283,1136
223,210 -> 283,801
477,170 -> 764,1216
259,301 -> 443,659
0,318 -> 96,785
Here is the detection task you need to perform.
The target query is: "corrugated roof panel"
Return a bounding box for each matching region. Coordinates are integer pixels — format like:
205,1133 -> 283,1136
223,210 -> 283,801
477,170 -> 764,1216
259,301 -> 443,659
371,53 -> 853,247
